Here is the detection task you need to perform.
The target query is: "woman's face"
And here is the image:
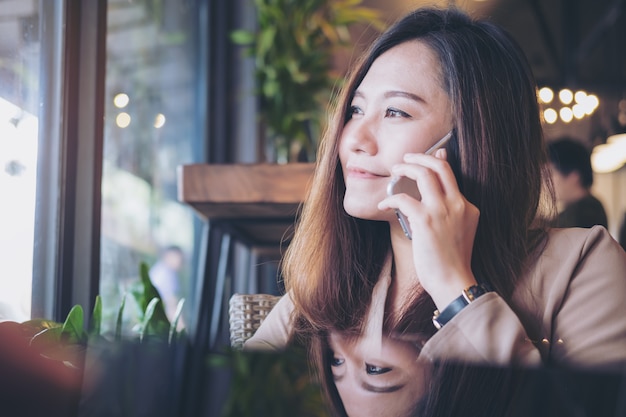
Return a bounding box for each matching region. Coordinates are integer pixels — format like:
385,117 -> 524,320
339,40 -> 453,222
329,331 -> 431,417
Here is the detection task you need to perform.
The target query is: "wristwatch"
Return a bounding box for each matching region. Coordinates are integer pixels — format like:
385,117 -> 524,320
432,283 -> 492,330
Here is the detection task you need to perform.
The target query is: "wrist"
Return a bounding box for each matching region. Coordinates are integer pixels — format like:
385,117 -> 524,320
429,274 -> 478,311
432,282 -> 493,330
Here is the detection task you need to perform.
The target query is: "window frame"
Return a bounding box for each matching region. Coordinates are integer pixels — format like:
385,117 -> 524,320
31,0 -> 246,327
32,0 -> 107,322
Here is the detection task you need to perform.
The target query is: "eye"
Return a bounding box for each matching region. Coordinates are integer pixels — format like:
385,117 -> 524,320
347,105 -> 364,118
331,357 -> 345,367
385,107 -> 410,118
366,363 -> 392,375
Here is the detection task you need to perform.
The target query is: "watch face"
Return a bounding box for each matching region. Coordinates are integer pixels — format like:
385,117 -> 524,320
464,286 -> 479,302
464,284 -> 491,302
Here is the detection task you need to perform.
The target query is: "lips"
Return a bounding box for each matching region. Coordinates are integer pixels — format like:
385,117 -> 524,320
345,165 -> 387,179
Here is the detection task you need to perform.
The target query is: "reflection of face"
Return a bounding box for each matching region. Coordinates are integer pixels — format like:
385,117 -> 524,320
329,331 -> 431,417
338,40 -> 453,222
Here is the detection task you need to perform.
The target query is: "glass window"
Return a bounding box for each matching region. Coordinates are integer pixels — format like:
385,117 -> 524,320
0,1 -> 44,321
100,0 -> 202,334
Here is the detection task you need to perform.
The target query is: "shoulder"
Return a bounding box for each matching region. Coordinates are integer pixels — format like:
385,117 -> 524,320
523,225 -> 626,327
520,226 -> 626,325
524,226 -> 626,367
544,225 -> 621,259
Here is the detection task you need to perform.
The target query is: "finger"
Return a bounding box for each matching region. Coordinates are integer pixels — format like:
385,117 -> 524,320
391,163 -> 445,206
403,153 -> 460,198
378,193 -> 425,221
378,193 -> 411,211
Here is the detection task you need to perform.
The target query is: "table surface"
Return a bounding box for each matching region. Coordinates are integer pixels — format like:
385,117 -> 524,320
177,162 -> 316,249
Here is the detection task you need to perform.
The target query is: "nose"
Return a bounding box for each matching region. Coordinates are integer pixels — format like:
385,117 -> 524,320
342,116 -> 378,155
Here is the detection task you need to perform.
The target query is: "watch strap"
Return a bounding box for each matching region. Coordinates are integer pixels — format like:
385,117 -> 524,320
432,283 -> 492,329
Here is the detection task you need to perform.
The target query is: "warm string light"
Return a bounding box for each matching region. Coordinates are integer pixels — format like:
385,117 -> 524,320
539,87 -> 625,172
591,134 -> 626,173
538,87 -> 599,125
113,93 -> 129,108
112,93 -> 166,129
591,98 -> 626,173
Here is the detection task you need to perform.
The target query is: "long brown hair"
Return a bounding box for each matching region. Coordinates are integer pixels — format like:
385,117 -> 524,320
284,6 -> 551,342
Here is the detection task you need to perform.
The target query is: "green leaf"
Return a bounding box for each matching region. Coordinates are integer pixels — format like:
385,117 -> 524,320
115,294 -> 126,342
138,297 -> 160,342
257,26 -> 277,57
138,261 -> 170,329
29,326 -> 63,350
139,263 -> 159,303
262,79 -> 279,97
89,295 -> 102,338
230,29 -> 256,45
20,319 -> 62,338
168,298 -> 185,344
61,305 -> 85,344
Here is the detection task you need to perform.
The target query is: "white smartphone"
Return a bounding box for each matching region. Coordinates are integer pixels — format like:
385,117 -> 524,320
386,130 -> 453,240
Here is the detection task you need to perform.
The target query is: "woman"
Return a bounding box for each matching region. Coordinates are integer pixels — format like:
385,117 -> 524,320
246,3 -> 626,395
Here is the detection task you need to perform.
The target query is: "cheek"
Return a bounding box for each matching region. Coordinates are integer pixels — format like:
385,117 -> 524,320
338,139 -> 351,181
338,134 -> 349,163
335,384 -> 363,417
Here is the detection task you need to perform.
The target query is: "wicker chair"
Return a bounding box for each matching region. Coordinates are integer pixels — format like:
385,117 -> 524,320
228,293 -> 281,349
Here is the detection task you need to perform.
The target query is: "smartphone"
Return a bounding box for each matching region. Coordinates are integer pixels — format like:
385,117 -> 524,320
386,130 -> 453,240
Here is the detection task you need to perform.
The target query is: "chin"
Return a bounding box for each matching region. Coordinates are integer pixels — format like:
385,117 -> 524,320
343,197 -> 388,222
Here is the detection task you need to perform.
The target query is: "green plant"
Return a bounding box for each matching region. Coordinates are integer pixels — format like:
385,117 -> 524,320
18,261 -> 185,369
231,0 -> 386,162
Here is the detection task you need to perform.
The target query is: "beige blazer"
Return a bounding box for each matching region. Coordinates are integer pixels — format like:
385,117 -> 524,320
245,226 -> 626,370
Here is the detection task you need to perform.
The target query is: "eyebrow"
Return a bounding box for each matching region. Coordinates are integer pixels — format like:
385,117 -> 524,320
353,90 -> 426,104
333,373 -> 404,393
384,90 -> 426,104
361,381 -> 404,393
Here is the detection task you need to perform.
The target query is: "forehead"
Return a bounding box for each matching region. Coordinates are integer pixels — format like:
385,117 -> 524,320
361,40 -> 444,93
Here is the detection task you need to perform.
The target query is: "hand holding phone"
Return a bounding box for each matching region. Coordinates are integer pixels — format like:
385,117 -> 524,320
386,130 -> 453,240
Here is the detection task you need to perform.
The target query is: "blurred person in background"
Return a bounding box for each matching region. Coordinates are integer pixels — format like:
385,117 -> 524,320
149,245 -> 184,324
547,137 -> 608,229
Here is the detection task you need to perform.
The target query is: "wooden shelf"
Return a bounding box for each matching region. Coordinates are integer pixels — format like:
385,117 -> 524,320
177,163 -> 315,249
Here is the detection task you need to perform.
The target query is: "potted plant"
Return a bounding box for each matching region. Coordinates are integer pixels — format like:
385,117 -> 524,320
1,261 -> 328,416
231,0 -> 386,163
0,262 -> 186,417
